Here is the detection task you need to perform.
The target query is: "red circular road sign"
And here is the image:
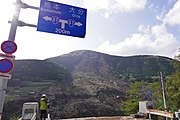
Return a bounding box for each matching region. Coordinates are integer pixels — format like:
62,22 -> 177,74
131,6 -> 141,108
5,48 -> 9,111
0,59 -> 14,73
1,40 -> 17,54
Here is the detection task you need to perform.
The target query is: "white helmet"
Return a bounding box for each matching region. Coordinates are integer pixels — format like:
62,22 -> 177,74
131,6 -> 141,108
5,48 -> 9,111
42,94 -> 46,97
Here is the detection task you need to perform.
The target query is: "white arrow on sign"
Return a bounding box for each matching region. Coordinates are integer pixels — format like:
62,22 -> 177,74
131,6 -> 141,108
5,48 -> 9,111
75,22 -> 82,27
43,16 -> 52,21
59,19 -> 68,29
42,16 -> 83,28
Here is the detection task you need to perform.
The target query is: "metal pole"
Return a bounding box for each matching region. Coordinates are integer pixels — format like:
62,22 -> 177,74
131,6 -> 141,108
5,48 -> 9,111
0,0 -> 38,118
0,0 -> 21,119
149,114 -> 152,120
8,0 -> 21,41
160,72 -> 167,120
160,72 -> 167,110
0,79 -> 8,119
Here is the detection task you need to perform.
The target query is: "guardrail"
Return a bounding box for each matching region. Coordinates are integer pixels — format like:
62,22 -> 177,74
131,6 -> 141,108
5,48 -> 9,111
138,101 -> 176,120
147,109 -> 174,119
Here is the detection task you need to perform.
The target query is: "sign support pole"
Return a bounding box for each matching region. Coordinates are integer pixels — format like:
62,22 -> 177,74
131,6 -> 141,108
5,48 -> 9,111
0,79 -> 8,120
0,0 -> 20,119
8,0 -> 21,42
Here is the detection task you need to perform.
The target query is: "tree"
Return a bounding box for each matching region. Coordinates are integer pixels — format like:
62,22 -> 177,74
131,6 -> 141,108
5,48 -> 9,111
148,81 -> 164,110
165,51 -> 180,112
166,71 -> 180,112
173,50 -> 180,71
120,81 -> 162,115
120,52 -> 180,115
120,82 -> 140,115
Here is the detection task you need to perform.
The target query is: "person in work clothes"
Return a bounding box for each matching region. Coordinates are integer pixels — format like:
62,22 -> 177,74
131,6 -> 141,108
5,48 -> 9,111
40,94 -> 49,120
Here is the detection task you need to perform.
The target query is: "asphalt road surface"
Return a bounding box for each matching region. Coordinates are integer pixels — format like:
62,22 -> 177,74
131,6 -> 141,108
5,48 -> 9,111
59,116 -> 147,120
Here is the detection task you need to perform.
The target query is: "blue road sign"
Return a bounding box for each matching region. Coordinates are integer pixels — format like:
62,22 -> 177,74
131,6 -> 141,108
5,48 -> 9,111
37,0 -> 87,38
0,59 -> 13,73
1,41 -> 17,54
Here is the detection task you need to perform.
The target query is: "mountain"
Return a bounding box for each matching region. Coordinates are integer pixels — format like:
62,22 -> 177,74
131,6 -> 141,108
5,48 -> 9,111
47,50 -> 174,82
4,50 -> 175,119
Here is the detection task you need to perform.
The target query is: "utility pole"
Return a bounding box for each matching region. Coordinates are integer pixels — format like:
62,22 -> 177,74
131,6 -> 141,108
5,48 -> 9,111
0,0 -> 38,119
160,72 -> 167,120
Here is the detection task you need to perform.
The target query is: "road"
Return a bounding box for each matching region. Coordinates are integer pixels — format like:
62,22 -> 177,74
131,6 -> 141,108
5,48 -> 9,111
59,116 -> 147,120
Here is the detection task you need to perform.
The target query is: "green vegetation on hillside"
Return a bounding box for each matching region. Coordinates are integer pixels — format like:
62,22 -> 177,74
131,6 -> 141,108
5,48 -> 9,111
166,54 -> 180,112
12,60 -> 66,81
173,54 -> 180,70
166,71 -> 180,112
106,55 -> 174,82
120,81 -> 162,115
120,53 -> 180,115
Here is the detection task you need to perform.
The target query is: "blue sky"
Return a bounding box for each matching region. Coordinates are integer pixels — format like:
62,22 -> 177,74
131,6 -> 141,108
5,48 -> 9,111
0,0 -> 179,59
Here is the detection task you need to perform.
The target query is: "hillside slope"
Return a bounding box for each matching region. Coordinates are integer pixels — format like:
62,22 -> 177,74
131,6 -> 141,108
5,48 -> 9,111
3,50 -> 175,119
47,50 -> 174,82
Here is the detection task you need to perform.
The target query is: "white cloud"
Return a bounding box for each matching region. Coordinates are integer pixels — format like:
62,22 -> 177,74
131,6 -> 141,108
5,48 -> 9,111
83,0 -> 147,17
163,0 -> 180,25
97,24 -> 179,58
